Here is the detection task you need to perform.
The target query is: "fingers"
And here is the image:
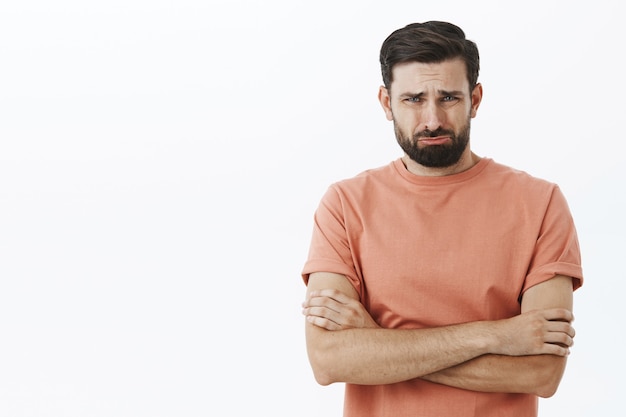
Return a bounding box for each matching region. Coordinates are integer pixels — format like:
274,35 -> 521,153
302,289 -> 378,330
303,304 -> 345,328
542,320 -> 575,356
302,289 -> 352,330
305,314 -> 343,331
540,307 -> 574,323
302,290 -> 347,317
537,310 -> 576,356
302,289 -> 354,318
546,320 -> 575,340
544,331 -> 574,351
542,342 -> 571,357
540,308 -> 576,351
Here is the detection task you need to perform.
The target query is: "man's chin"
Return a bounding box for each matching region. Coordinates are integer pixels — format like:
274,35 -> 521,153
407,152 -> 460,168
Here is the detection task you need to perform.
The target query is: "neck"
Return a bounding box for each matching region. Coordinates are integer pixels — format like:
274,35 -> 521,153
401,151 -> 481,177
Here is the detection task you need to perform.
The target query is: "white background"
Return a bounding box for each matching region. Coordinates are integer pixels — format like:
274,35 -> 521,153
0,0 -> 623,416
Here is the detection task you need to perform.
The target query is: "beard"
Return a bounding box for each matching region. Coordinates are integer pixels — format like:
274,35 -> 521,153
394,118 -> 471,168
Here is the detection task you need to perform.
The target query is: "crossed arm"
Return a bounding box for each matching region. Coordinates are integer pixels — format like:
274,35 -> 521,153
302,272 -> 574,398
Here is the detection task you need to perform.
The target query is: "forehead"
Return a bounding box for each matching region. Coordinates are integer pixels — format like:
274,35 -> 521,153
390,58 -> 469,93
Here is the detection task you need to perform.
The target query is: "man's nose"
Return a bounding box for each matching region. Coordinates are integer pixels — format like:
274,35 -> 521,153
421,102 -> 444,131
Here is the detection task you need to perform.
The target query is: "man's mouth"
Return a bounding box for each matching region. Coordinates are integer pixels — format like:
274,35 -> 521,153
418,136 -> 452,146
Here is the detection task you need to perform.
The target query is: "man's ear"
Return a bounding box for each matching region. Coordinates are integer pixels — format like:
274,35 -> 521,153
378,86 -> 394,121
470,83 -> 483,118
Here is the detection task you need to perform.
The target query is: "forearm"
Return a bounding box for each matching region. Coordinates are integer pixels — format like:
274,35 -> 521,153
421,354 -> 568,397
306,320 -> 494,386
304,273 -> 574,389
422,275 -> 574,397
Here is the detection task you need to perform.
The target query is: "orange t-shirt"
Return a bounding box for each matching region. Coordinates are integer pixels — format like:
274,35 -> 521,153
302,158 -> 583,417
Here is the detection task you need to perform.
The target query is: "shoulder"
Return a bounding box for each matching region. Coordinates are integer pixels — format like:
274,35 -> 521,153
315,161 -> 399,218
328,160 -> 398,195
484,159 -> 558,195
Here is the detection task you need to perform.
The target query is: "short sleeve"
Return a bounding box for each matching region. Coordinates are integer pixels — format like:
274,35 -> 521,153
301,185 -> 362,296
523,186 -> 583,293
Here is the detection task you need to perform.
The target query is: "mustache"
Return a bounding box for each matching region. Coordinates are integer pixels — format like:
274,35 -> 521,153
415,128 -> 455,139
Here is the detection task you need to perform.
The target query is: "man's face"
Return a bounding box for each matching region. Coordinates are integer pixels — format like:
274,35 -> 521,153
379,58 -> 481,168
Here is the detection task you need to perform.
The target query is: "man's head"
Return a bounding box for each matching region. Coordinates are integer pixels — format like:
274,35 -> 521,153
378,22 -> 482,171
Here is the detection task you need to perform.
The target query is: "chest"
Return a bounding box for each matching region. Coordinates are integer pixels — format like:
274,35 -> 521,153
349,193 -> 538,328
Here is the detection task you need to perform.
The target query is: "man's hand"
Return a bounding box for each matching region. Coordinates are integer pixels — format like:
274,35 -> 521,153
302,289 -> 380,330
491,308 -> 575,357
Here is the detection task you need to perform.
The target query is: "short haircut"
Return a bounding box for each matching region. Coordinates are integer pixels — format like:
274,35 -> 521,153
380,21 -> 480,91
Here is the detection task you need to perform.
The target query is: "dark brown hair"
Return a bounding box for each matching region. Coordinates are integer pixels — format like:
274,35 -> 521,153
380,21 -> 480,91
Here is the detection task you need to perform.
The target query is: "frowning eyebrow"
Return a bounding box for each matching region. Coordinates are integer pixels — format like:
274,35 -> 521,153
399,89 -> 466,99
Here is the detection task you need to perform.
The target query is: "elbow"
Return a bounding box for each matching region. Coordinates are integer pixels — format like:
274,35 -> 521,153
312,369 -> 334,386
534,370 -> 563,398
532,356 -> 567,398
535,381 -> 559,398
306,334 -> 345,386
308,348 -> 340,386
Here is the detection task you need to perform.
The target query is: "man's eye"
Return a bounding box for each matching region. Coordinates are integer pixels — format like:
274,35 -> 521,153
407,97 -> 420,103
442,96 -> 457,102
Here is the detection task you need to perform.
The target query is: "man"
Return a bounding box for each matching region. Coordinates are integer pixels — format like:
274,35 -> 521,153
300,21 -> 583,417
